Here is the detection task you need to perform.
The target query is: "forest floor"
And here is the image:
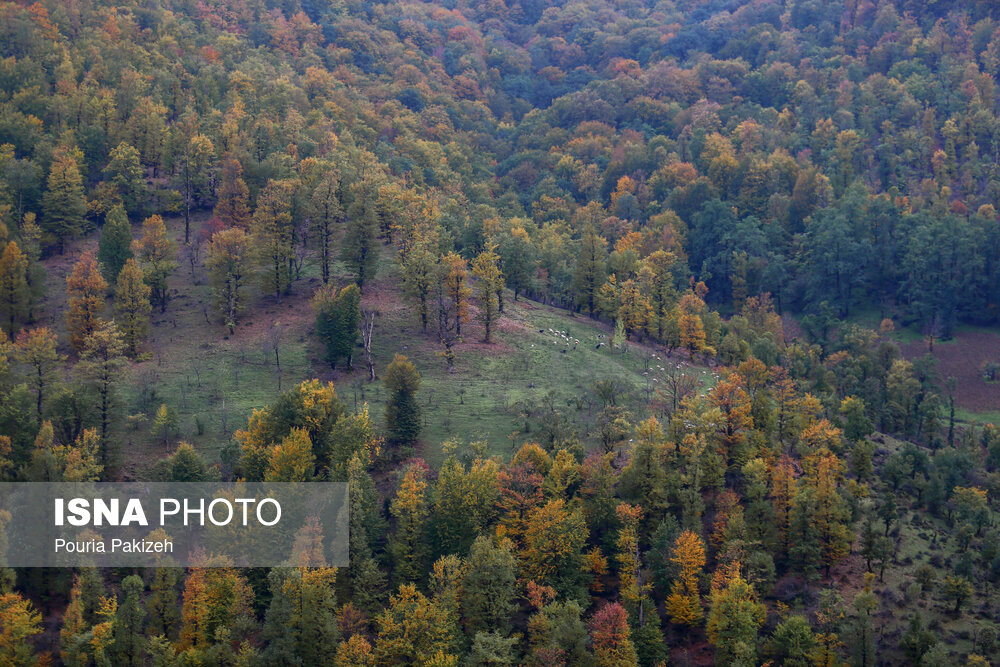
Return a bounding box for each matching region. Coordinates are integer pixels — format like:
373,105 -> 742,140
34,213 -> 718,473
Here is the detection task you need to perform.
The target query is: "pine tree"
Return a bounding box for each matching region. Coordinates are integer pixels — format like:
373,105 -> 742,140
66,251 -> 107,352
77,320 -> 127,448
0,240 -> 29,336
0,592 -> 43,665
133,215 -> 176,313
214,156 -> 251,228
42,147 -> 87,253
312,283 -> 361,370
114,258 -> 151,356
383,354 -> 421,446
206,227 -> 250,333
389,464 -> 429,585
110,574 -> 146,666
104,142 -> 145,215
462,536 -> 518,637
706,574 -> 766,667
147,566 -> 179,638
472,243 -> 504,343
98,204 -> 133,284
666,529 -> 706,627
251,179 -> 297,299
573,223 -> 608,316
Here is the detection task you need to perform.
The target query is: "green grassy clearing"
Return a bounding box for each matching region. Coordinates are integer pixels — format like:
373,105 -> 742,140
32,214 -> 715,473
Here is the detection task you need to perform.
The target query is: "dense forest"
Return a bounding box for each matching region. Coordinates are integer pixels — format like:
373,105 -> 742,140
0,0 -> 1000,664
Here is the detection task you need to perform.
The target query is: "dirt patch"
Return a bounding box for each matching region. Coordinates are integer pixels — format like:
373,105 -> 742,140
899,329 -> 1000,415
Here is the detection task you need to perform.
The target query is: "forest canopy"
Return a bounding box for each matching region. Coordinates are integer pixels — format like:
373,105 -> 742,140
0,0 -> 999,664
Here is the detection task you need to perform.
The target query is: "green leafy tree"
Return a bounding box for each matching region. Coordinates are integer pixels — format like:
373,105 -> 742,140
251,179 -> 298,299
105,142 -> 145,215
388,464 -> 429,585
98,205 -> 133,285
573,223 -> 608,316
114,258 -> 150,356
767,615 -> 817,667
312,283 -> 361,370
462,536 -> 519,637
0,240 -> 29,336
384,354 -> 421,446
310,170 -> 342,284
42,147 -> 87,253
706,574 -> 766,667
472,243 -> 504,343
206,228 -> 251,333
133,215 -> 176,313
111,574 -> 146,666
342,168 -> 381,289
76,319 -> 127,450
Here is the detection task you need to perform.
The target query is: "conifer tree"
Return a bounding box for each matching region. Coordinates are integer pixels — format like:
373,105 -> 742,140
573,223 -> 608,316
214,156 -> 251,228
42,147 -> 87,253
110,574 -> 146,666
77,320 -> 127,447
383,354 -> 421,446
114,258 -> 150,356
98,204 -> 133,284
66,251 -> 107,352
0,240 -> 29,336
104,142 -> 145,215
666,529 -> 706,627
389,464 -> 429,585
462,536 -> 518,637
312,283 -> 361,370
133,215 -> 176,313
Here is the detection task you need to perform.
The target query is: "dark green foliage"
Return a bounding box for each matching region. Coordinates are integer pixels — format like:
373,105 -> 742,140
383,354 -> 421,446
313,283 -> 361,370
97,205 -> 132,285
111,575 -> 147,666
461,537 -> 518,637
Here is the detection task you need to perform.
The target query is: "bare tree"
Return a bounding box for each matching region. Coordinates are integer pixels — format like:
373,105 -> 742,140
265,321 -> 284,391
360,308 -> 377,381
181,239 -> 202,281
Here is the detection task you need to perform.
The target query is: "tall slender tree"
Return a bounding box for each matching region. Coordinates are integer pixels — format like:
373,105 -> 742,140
114,259 -> 150,356
66,251 -> 107,352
